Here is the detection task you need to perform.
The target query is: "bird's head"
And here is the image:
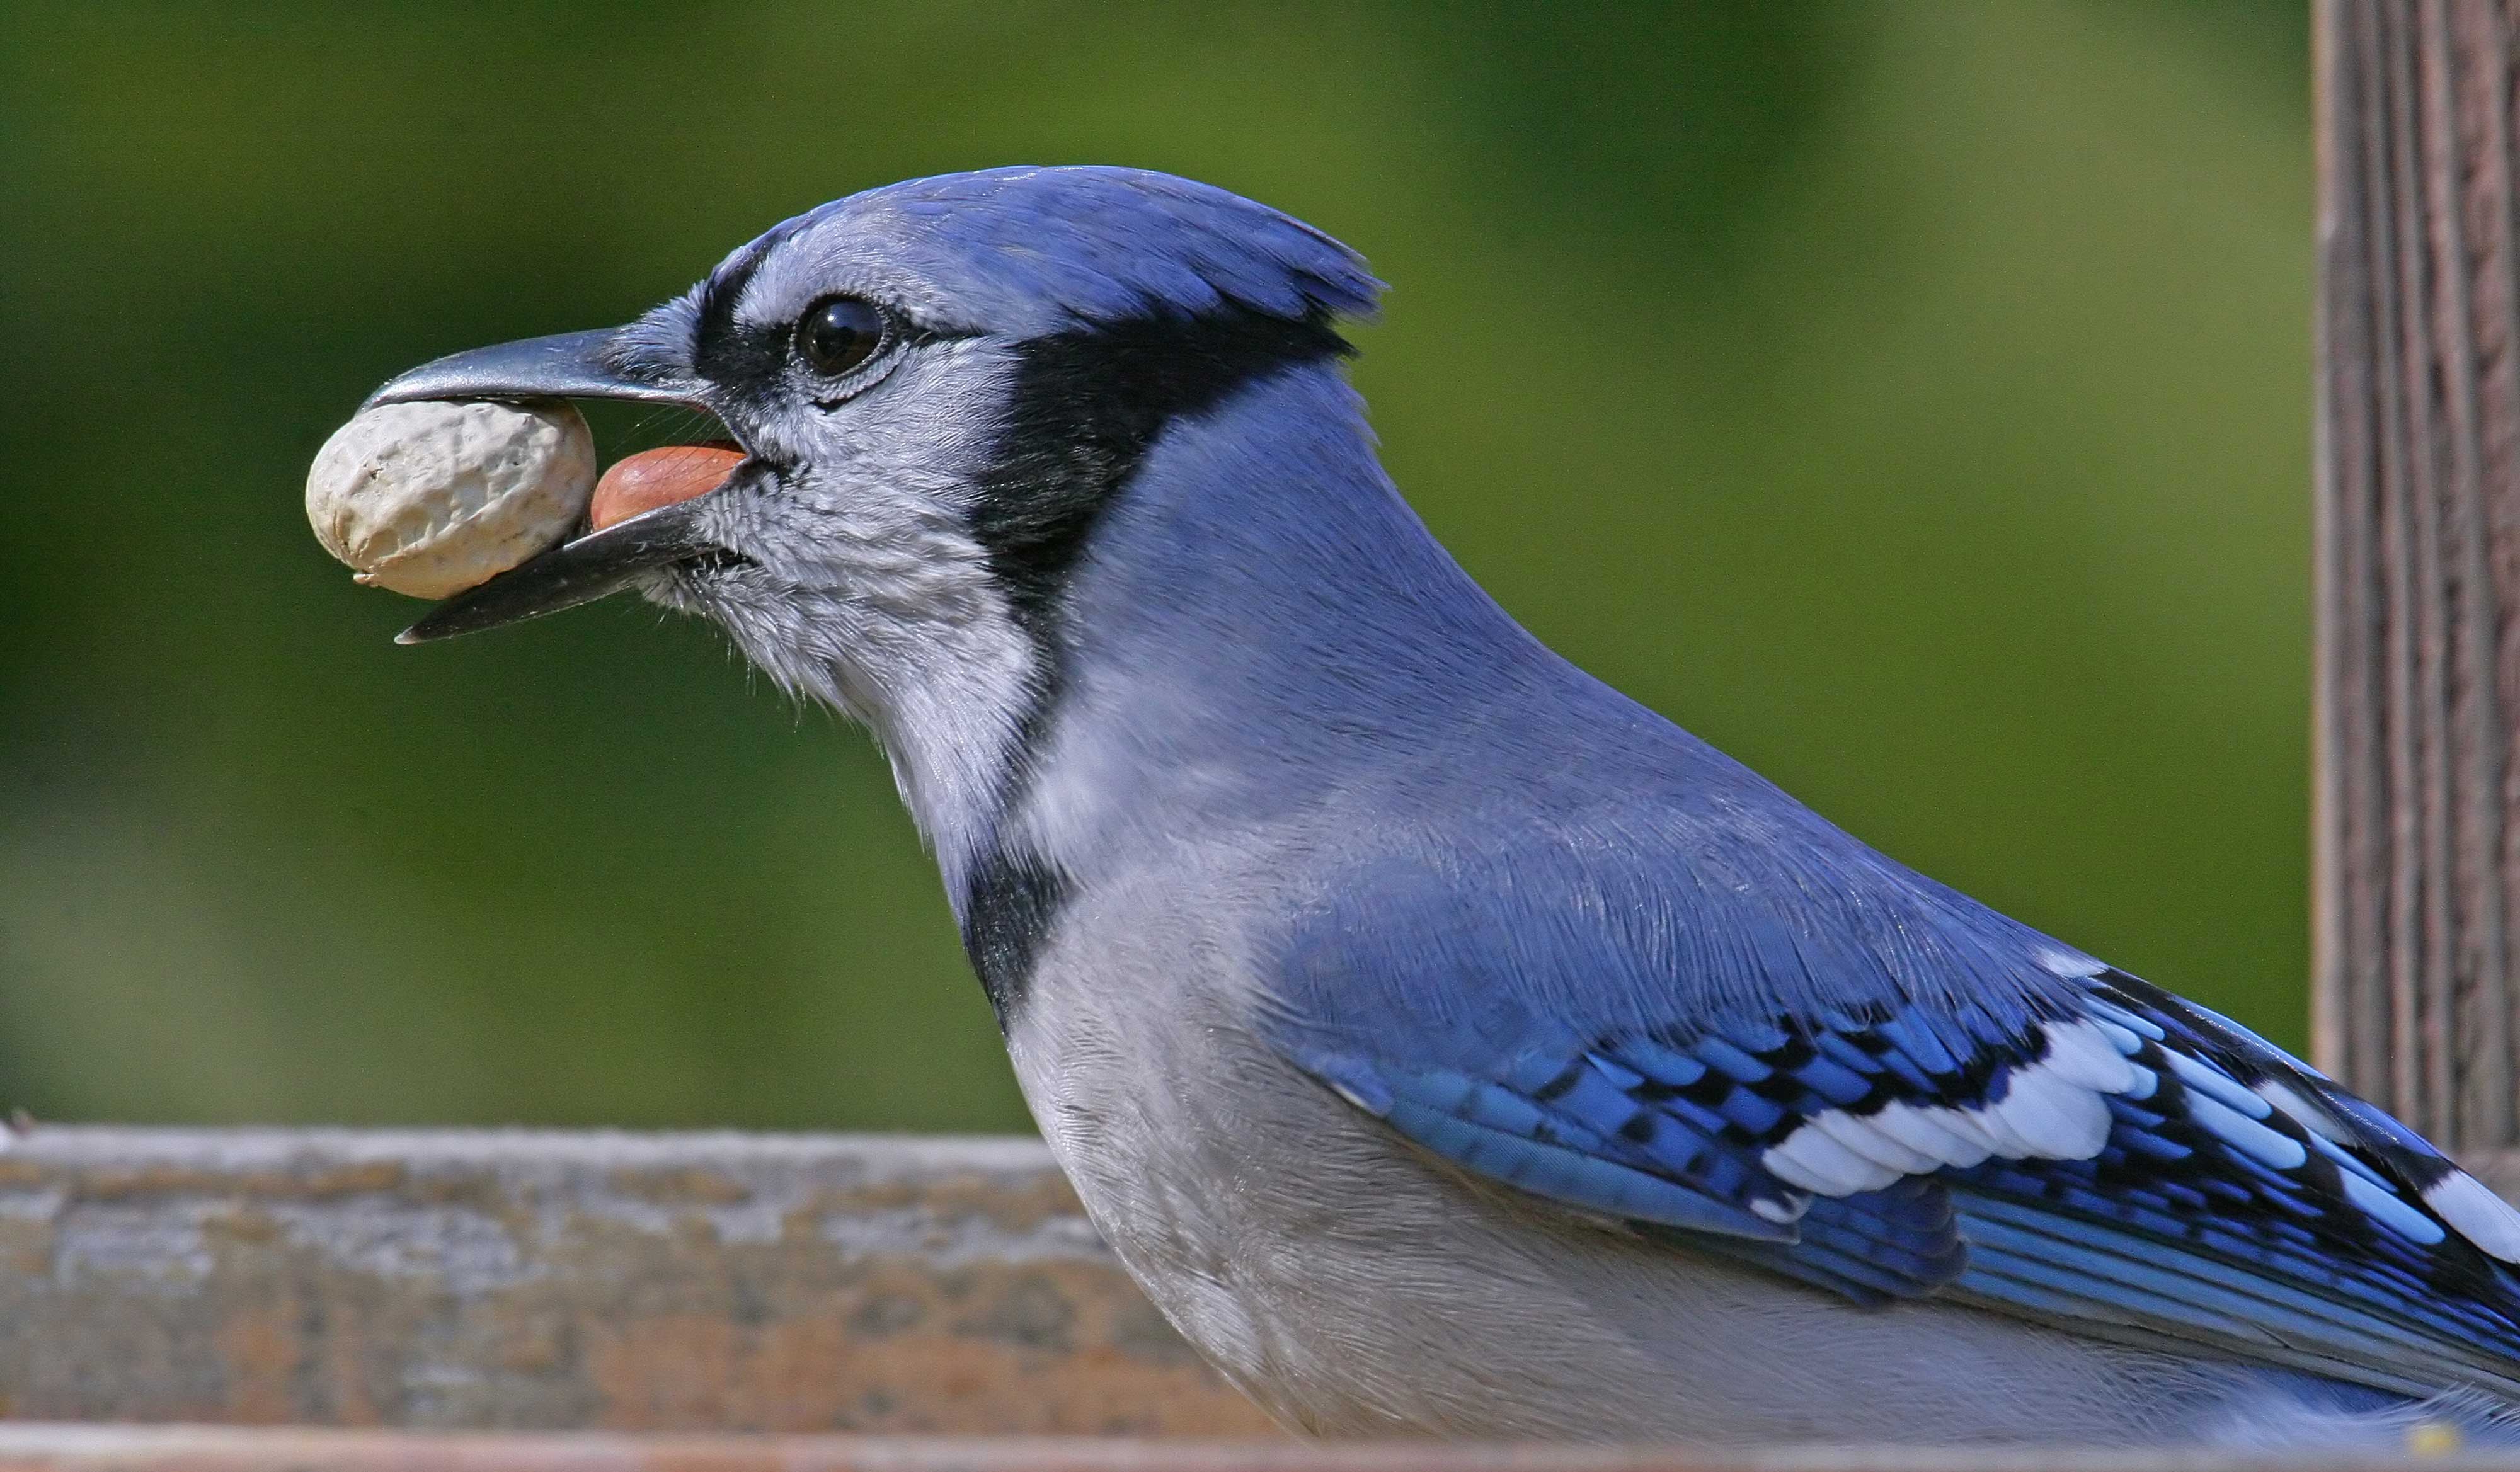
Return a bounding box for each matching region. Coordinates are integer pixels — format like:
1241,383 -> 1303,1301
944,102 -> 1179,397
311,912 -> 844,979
367,166 -> 1384,845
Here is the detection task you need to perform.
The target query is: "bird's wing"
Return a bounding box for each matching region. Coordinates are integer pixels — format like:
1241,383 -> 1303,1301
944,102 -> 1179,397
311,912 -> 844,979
1264,845 -> 2520,1402
1949,968 -> 2520,1399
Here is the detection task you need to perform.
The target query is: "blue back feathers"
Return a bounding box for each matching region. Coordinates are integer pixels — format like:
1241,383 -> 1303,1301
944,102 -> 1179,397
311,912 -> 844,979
1261,707 -> 2520,1403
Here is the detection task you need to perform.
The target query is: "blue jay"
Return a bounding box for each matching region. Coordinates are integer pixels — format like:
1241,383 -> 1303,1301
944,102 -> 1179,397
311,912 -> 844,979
365,166 -> 2520,1447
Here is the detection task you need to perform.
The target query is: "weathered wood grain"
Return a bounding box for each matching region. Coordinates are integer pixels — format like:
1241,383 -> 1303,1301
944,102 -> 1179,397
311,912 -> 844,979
2317,0 -> 2520,1151
0,1127 -> 1274,1437
0,1423 -> 2515,1472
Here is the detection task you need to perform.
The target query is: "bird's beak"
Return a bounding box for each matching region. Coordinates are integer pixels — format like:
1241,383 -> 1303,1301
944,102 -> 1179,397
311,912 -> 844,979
391,499 -> 723,644
363,327 -> 693,409
363,327 -> 736,646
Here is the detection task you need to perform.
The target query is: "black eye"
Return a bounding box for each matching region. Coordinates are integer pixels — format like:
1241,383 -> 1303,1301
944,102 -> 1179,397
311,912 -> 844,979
797,296 -> 887,377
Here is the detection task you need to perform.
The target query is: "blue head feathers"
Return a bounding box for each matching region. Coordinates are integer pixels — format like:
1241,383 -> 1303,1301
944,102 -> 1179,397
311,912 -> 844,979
641,166 -> 1383,356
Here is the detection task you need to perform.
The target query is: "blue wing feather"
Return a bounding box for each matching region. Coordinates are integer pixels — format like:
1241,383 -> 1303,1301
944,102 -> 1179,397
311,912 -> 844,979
1271,842 -> 2520,1403
1930,971 -> 2520,1391
1256,736 -> 2520,1405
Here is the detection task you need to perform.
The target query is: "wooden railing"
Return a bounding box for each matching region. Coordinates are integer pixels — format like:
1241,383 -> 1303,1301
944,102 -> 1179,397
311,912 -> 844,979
3,1127 -> 2517,1469
0,1127 -> 1267,1437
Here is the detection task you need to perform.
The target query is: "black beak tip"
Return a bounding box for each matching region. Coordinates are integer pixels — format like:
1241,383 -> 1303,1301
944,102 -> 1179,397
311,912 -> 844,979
381,499 -> 723,646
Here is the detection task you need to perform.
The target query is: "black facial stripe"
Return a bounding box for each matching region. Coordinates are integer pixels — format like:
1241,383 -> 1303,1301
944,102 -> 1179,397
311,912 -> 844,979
956,304 -> 1349,1023
702,312 -> 969,417
678,548 -> 757,575
694,236 -> 779,367
976,306 -> 1351,786
959,845 -> 1072,1029
970,305 -> 1351,635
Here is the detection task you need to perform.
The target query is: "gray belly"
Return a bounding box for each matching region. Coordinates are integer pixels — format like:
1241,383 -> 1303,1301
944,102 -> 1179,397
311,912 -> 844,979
999,919 -> 2287,1446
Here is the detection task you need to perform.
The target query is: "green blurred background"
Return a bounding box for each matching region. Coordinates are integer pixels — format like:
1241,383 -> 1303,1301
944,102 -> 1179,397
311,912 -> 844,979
0,3 -> 2310,1132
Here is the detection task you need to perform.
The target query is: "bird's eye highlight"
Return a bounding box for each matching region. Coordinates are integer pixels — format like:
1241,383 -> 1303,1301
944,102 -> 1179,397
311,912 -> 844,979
798,297 -> 887,378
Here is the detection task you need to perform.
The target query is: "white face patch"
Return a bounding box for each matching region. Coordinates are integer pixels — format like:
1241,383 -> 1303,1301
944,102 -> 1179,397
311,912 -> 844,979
687,509 -> 1038,863
653,337 -> 1058,883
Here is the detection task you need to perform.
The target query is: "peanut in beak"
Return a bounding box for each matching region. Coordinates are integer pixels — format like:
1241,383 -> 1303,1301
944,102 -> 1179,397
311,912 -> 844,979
589,443 -> 746,532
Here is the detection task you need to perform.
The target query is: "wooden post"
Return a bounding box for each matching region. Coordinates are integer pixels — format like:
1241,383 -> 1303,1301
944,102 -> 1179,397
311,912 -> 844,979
2315,0 -> 2520,1180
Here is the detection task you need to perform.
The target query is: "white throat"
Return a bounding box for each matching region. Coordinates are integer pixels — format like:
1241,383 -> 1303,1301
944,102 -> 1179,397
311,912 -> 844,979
686,498 -> 1041,887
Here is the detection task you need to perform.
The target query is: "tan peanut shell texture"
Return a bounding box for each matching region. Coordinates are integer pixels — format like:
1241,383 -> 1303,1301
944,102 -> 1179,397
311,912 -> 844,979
306,399 -> 597,600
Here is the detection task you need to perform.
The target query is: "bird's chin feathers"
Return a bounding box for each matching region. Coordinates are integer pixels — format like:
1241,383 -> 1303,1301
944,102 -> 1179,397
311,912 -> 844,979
646,493 -> 1043,861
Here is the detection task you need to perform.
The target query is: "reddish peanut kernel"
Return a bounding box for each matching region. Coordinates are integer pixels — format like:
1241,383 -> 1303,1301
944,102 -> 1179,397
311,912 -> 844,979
589,443 -> 745,532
